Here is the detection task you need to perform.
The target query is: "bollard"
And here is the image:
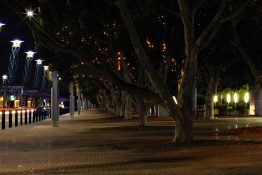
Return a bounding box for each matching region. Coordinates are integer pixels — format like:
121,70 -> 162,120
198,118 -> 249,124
15,110 -> 18,127
9,110 -> 12,128
33,112 -> 36,123
29,110 -> 32,124
20,110 -> 23,125
2,110 -> 5,130
25,111 -> 28,125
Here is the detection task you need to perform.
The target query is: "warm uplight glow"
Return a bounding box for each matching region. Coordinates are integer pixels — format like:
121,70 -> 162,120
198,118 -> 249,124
213,95 -> 218,103
2,75 -> 7,80
26,10 -> 34,17
11,39 -> 24,48
244,92 -> 249,103
172,96 -> 178,104
233,93 -> 238,103
35,59 -> 43,65
226,93 -> 231,103
25,51 -> 35,58
43,65 -> 49,71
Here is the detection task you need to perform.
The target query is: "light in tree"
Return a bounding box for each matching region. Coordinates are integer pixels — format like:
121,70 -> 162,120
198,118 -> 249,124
43,65 -> 49,71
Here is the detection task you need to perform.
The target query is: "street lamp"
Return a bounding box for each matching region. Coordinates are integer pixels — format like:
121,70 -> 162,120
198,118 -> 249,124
244,92 -> 249,104
26,9 -> 34,18
10,39 -> 24,48
35,59 -> 43,65
2,75 -> 7,84
25,50 -> 35,58
0,22 -> 5,30
213,95 -> 218,106
233,92 -> 238,109
43,65 -> 49,71
226,93 -> 231,108
244,92 -> 250,116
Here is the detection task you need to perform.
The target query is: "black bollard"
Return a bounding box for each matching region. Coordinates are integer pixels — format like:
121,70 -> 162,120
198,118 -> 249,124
9,110 -> 12,128
29,110 -> 32,124
15,110 -> 18,127
25,111 -> 28,125
33,111 -> 36,123
2,110 -> 5,130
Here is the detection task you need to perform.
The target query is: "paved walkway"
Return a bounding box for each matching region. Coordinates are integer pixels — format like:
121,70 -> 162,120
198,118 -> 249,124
1,110 -> 262,174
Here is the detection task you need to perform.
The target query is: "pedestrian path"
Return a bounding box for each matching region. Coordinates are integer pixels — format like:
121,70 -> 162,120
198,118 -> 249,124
1,110 -> 262,175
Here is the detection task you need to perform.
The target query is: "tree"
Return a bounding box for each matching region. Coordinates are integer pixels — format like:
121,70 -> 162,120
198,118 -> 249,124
5,0 -> 250,143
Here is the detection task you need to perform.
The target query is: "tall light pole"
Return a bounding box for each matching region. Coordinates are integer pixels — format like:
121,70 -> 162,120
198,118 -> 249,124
2,75 -> 7,85
8,39 -> 24,85
0,22 -> 5,31
41,65 -> 49,91
33,59 -> 43,90
23,51 -> 35,87
2,75 -> 7,108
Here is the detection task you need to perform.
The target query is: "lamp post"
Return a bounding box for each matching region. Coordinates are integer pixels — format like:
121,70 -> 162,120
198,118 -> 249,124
2,75 -> 7,108
8,39 -> 24,85
33,59 -> 43,90
226,93 -> 231,108
233,92 -> 238,109
0,22 -> 5,31
2,75 -> 7,85
213,95 -> 218,107
23,51 -> 35,86
244,92 -> 250,116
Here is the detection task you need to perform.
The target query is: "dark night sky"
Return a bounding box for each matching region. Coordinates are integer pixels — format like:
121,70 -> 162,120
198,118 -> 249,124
0,1 -> 35,83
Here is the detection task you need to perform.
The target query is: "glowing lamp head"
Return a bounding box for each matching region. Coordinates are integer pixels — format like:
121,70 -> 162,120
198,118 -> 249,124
226,93 -> 231,103
244,92 -> 249,103
0,22 -> 5,28
11,39 -> 24,48
26,10 -> 34,17
233,93 -> 238,103
25,51 -> 35,58
213,95 -> 218,103
35,59 -> 43,65
2,75 -> 7,80
43,65 -> 49,71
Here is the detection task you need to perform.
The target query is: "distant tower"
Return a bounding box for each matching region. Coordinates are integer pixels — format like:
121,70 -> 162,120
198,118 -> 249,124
33,59 -> 43,90
23,51 -> 35,87
7,39 -> 24,84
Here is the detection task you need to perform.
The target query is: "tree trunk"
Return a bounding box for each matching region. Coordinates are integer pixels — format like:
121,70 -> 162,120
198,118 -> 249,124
174,119 -> 193,143
124,93 -> 132,119
136,98 -> 148,127
117,0 -> 190,143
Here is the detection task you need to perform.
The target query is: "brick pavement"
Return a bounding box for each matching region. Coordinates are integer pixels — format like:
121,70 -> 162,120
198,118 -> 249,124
0,110 -> 262,175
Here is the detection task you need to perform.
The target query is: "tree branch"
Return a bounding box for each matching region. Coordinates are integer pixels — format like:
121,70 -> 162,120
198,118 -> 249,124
196,0 -> 228,50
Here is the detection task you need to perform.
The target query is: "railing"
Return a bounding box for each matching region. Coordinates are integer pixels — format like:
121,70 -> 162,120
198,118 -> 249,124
0,109 -> 51,130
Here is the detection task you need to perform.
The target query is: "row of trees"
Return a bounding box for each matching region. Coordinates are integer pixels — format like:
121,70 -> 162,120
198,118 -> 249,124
5,0 -> 261,143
